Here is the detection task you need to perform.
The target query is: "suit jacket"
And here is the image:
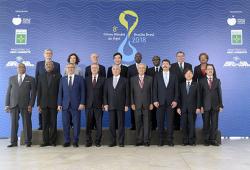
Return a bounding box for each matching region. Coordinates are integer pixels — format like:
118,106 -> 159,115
107,65 -> 128,78
57,75 -> 85,110
153,72 -> 179,106
193,64 -> 217,82
103,76 -> 129,110
130,75 -> 153,110
35,60 -> 60,84
199,77 -> 223,111
85,76 -> 106,109
85,64 -> 106,78
170,62 -> 192,84
178,81 -> 200,113
5,74 -> 36,109
37,72 -> 62,109
147,66 -> 163,78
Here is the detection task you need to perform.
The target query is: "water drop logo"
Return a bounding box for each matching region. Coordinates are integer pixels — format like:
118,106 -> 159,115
118,10 -> 138,62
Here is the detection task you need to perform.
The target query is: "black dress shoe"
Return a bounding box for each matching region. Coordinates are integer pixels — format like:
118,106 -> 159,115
189,142 -> 196,146
40,143 -> 50,147
7,144 -> 17,147
135,142 -> 143,146
119,144 -> 124,147
95,143 -> 101,147
204,140 -> 210,146
158,141 -> 164,146
51,143 -> 57,147
37,127 -> 42,130
109,143 -> 116,147
211,141 -> 220,146
26,144 -> 31,147
85,143 -> 92,147
144,142 -> 150,147
167,141 -> 174,147
130,127 -> 136,130
182,142 -> 188,146
63,143 -> 70,147
73,143 -> 79,148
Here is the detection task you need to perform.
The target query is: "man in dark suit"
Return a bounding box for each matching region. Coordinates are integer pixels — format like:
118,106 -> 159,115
57,63 -> 85,147
85,53 -> 106,78
127,52 -> 148,130
35,49 -> 60,130
131,63 -> 153,146
147,56 -> 162,130
153,59 -> 178,146
177,69 -> 200,146
37,61 -> 61,147
85,63 -> 105,147
199,64 -> 223,146
5,63 -> 36,147
107,52 -> 128,78
170,51 -> 192,130
104,65 -> 129,147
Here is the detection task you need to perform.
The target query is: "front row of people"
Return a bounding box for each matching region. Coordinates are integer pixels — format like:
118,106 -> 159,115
5,59 -> 223,148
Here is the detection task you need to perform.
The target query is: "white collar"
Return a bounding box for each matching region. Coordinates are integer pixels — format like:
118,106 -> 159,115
113,75 -> 120,79
186,80 -> 192,84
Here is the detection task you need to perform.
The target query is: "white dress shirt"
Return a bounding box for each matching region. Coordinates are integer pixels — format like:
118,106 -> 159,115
68,74 -> 75,86
162,71 -> 170,87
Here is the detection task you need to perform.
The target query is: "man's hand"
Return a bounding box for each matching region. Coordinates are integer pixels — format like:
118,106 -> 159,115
177,108 -> 181,115
196,108 -> 201,114
78,104 -> 85,110
57,106 -> 62,112
200,107 -> 204,114
219,107 -> 223,112
131,104 -> 136,111
171,101 -> 177,109
153,102 -> 159,108
28,106 -> 32,113
149,104 -> 154,111
104,105 -> 108,112
5,106 -> 10,113
125,106 -> 128,112
38,106 -> 42,113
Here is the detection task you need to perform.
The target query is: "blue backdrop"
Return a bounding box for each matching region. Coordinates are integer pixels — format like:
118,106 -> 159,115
0,0 -> 249,137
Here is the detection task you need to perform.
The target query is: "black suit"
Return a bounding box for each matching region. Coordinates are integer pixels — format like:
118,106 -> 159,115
199,77 -> 223,143
131,75 -> 153,144
107,65 -> 128,78
153,71 -> 178,143
104,76 -> 129,145
170,62 -> 192,130
147,66 -> 162,130
37,72 -> 61,145
178,81 -> 200,144
127,63 -> 148,129
85,76 -> 105,145
85,64 -> 106,78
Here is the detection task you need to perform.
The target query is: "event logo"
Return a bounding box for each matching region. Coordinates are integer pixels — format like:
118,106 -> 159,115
15,29 -> 27,45
227,16 -> 237,26
224,56 -> 250,68
12,15 -> 22,25
231,30 -> 243,45
6,56 -> 35,67
118,10 -> 139,62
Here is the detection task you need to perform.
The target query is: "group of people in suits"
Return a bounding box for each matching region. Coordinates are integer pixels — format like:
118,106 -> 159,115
5,49 -> 223,148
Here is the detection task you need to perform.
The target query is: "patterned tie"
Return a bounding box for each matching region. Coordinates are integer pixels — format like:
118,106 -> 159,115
139,77 -> 144,89
93,76 -> 97,87
179,63 -> 184,72
18,75 -> 22,86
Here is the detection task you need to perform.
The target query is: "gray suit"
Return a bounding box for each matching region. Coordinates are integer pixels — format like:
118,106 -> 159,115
130,75 -> 153,144
5,74 -> 36,145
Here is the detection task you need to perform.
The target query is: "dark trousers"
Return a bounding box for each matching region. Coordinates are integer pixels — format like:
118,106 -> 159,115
151,106 -> 157,130
203,109 -> 219,142
157,105 -> 174,143
173,108 -> 181,130
62,106 -> 81,143
10,106 -> 32,145
181,110 -> 196,144
41,107 -> 57,144
85,108 -> 103,144
130,109 -> 136,129
109,110 -> 125,145
135,108 -> 151,143
39,113 -> 42,129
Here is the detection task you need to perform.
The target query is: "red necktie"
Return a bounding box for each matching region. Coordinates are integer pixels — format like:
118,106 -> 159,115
208,78 -> 213,89
139,77 -> 144,88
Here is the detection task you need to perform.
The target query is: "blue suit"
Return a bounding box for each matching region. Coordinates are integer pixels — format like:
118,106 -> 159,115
58,75 -> 85,143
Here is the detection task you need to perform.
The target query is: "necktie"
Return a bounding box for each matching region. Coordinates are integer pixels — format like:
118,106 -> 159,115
69,76 -> 73,88
93,76 -> 97,87
139,77 -> 144,88
164,73 -> 169,87
18,75 -> 22,86
179,63 -> 184,72
208,78 -> 213,89
156,67 -> 159,73
186,82 -> 191,94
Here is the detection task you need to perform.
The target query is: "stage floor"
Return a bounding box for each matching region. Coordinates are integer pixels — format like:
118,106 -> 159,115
0,139 -> 249,170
